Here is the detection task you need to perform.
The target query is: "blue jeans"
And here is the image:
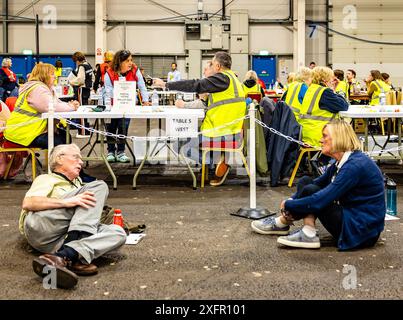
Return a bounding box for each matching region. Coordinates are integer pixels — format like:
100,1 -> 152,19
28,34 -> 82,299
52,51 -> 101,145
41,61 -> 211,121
106,118 -> 130,153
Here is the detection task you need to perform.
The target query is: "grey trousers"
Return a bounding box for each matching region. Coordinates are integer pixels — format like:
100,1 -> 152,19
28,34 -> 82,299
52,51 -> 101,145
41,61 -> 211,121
24,181 -> 127,264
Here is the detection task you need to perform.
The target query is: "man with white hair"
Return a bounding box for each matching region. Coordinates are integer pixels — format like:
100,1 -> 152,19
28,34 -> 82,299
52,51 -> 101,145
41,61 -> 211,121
0,58 -> 19,102
20,144 -> 126,289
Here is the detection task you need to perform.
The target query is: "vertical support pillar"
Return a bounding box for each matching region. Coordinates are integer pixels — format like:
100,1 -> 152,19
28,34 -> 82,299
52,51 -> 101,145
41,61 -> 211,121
293,0 -> 305,71
3,0 -> 9,53
95,0 -> 107,65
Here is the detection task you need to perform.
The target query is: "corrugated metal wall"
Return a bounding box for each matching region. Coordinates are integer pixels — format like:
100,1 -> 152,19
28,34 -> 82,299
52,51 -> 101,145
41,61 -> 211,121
332,0 -> 403,87
2,1 -> 402,84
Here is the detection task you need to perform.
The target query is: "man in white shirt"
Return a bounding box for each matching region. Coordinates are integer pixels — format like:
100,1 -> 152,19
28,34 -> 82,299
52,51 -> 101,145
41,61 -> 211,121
167,62 -> 181,82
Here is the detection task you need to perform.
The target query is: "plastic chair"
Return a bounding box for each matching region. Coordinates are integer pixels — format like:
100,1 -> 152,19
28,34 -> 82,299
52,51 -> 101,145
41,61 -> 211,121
246,92 -> 263,103
200,133 -> 250,188
0,140 -> 45,180
287,147 -> 318,188
379,91 -> 397,135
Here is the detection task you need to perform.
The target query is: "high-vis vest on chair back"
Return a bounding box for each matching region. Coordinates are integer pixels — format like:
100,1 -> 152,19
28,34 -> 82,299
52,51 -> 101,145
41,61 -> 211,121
4,83 -> 48,146
299,84 -> 337,147
370,80 -> 390,106
201,70 -> 246,138
284,81 -> 303,120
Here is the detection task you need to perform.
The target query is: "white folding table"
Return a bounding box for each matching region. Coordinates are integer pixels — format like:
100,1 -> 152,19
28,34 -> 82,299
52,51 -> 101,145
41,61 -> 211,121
43,106 -> 205,190
340,105 -> 403,160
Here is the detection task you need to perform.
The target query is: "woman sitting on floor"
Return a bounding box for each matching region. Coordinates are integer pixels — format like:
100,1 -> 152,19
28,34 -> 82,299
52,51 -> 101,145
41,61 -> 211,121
251,120 -> 385,250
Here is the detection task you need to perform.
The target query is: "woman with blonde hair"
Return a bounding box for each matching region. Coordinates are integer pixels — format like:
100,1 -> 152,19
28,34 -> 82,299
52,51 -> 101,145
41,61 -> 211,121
296,66 -> 349,147
252,120 -> 385,250
282,67 -> 314,120
4,63 -> 79,149
242,69 -> 265,99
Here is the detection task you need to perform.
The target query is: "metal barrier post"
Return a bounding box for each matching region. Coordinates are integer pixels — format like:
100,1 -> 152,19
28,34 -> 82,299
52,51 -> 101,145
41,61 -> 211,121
232,102 -> 273,219
47,97 -> 55,173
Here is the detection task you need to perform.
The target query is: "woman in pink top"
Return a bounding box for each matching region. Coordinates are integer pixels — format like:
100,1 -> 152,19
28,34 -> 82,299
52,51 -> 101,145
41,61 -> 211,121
5,63 -> 79,149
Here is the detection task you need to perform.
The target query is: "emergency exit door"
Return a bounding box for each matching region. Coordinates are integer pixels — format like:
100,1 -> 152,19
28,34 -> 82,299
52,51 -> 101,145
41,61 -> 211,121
252,55 -> 276,88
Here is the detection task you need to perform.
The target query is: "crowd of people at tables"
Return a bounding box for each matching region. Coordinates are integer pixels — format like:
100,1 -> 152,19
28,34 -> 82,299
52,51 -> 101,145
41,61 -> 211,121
0,52 -> 389,288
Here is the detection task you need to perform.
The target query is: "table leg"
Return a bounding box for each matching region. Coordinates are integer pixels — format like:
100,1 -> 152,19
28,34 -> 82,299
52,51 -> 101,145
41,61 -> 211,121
66,124 -> 70,144
178,144 -> 197,190
100,120 -> 117,190
133,139 -> 159,190
364,118 -> 368,152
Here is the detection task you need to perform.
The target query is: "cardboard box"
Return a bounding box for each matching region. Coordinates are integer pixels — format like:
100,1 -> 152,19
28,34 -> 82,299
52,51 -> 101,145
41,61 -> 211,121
354,118 -> 365,133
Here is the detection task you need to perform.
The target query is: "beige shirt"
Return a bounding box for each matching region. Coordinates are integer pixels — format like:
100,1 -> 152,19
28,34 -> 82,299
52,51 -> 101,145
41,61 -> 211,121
19,173 -> 83,235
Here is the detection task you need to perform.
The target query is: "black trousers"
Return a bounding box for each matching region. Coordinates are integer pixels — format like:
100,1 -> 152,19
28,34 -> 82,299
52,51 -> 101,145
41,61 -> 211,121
291,176 -> 379,249
29,128 -> 68,149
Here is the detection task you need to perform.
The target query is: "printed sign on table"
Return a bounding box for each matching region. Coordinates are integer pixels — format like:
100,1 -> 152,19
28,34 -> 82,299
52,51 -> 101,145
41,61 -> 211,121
166,116 -> 198,138
113,81 -> 137,111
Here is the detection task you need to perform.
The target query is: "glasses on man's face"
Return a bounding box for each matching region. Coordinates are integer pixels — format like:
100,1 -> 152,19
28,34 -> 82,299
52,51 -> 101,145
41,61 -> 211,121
60,153 -> 82,161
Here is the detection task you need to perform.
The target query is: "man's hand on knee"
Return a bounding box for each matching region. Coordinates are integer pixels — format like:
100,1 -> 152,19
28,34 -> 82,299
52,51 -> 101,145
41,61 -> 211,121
63,191 -> 97,209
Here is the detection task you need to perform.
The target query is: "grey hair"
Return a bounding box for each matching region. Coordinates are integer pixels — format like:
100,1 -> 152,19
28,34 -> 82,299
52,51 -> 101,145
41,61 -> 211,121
2,58 -> 11,67
213,51 -> 232,69
49,144 -> 80,171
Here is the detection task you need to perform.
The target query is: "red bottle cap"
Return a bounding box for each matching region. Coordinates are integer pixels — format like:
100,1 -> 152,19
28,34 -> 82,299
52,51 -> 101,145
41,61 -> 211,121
114,209 -> 121,214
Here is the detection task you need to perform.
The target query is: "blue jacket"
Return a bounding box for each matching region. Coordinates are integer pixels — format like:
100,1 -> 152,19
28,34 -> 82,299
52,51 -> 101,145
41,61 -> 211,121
285,151 -> 385,250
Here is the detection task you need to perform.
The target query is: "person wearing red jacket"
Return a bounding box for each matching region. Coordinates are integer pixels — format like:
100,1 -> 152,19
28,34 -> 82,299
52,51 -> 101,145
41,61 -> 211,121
0,58 -> 19,102
103,50 -> 150,163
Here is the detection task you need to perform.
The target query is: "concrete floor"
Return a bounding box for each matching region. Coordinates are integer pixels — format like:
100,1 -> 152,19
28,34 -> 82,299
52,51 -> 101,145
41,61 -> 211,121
0,161 -> 402,300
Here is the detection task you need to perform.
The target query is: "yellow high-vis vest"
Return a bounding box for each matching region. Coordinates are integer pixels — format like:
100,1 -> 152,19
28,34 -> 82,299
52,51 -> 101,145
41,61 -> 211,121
299,83 -> 337,147
284,81 -> 303,120
242,83 -> 261,96
4,83 -> 48,146
335,80 -> 349,100
54,68 -> 62,85
201,70 -> 246,137
370,80 -> 390,106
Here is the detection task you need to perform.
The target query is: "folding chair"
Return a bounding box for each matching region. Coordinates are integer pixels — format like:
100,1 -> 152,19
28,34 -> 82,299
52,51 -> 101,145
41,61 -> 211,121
287,146 -> 318,188
0,140 -> 46,180
200,132 -> 250,188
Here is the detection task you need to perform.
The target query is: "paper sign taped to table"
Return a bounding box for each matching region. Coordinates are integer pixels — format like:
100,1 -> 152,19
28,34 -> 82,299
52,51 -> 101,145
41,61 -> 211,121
183,92 -> 196,101
113,80 -> 136,111
166,115 -> 198,137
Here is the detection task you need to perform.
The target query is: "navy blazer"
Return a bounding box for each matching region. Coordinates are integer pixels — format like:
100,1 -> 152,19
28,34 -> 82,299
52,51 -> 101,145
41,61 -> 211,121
285,151 -> 385,250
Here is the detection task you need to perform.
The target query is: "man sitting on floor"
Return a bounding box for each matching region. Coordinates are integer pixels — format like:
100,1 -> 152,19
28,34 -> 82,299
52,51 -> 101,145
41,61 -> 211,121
19,143 -> 126,289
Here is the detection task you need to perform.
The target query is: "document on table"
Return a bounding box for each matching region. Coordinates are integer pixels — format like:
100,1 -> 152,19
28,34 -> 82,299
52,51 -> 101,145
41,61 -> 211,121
125,233 -> 146,245
385,214 -> 400,221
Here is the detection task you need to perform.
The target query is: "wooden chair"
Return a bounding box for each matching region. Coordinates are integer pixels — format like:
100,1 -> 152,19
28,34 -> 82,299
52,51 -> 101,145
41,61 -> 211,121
200,133 -> 250,188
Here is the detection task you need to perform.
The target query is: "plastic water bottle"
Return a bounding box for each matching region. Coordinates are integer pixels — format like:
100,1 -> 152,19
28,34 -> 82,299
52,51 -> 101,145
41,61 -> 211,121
97,88 -> 103,106
113,209 -> 124,228
379,90 -> 386,106
386,179 -> 397,216
105,95 -> 112,112
152,89 -> 159,111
